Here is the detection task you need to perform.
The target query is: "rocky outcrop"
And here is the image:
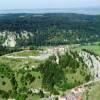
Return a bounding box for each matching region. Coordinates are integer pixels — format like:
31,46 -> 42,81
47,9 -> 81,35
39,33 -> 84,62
0,31 -> 34,47
79,51 -> 100,79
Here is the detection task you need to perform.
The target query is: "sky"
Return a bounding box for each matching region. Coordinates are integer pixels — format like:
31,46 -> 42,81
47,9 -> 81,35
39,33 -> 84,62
0,0 -> 100,10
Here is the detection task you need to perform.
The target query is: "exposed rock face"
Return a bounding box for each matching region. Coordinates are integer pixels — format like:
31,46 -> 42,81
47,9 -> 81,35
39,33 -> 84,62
0,31 -> 34,47
3,34 -> 16,47
79,51 -> 100,79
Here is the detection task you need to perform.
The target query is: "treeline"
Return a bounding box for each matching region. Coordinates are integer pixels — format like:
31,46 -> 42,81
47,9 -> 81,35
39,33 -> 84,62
0,46 -> 22,56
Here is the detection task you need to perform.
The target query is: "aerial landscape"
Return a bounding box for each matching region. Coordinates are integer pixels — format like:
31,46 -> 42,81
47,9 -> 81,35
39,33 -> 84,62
0,0 -> 100,100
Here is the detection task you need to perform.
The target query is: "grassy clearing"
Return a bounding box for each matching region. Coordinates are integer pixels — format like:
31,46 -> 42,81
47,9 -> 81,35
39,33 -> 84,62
82,81 -> 100,100
59,65 -> 89,91
65,67 -> 87,84
72,45 -> 100,56
0,76 -> 12,92
27,71 -> 42,88
27,94 -> 40,100
16,71 -> 42,89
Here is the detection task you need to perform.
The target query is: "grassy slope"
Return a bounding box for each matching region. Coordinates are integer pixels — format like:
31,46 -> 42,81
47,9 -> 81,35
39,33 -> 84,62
72,43 -> 100,100
0,50 -> 42,95
0,57 -> 40,70
0,58 -> 42,99
0,44 -> 99,99
72,44 -> 100,56
9,50 -> 39,56
82,82 -> 100,100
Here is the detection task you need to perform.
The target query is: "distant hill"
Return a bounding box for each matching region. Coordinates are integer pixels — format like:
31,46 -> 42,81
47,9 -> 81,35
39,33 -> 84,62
0,13 -> 100,47
0,7 -> 100,15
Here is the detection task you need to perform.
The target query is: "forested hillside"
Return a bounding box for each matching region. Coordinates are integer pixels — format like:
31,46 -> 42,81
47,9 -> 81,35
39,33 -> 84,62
0,13 -> 100,47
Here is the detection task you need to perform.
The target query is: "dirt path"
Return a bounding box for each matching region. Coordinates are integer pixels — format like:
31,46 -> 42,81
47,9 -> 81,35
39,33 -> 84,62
59,79 -> 100,100
2,46 -> 67,61
2,53 -> 51,61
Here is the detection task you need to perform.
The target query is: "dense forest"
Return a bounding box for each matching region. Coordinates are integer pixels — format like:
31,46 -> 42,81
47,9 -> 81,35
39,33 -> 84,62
0,13 -> 100,47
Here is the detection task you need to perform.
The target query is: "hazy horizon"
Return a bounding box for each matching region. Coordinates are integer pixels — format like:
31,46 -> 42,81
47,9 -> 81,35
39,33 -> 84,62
0,7 -> 100,15
0,0 -> 100,15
